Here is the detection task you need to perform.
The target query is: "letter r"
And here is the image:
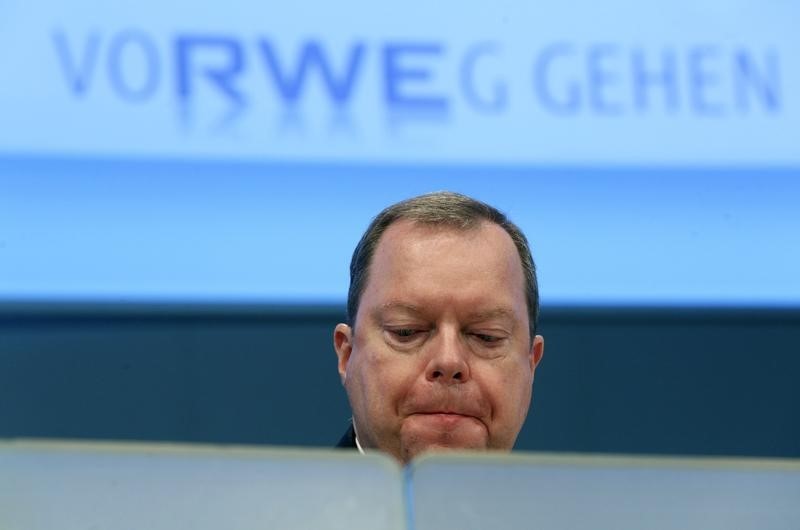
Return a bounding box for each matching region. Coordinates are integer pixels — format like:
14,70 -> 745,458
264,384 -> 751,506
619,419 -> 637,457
175,35 -> 246,104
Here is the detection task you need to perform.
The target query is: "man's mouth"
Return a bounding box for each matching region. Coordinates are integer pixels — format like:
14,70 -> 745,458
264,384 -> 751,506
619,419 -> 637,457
412,412 -> 478,427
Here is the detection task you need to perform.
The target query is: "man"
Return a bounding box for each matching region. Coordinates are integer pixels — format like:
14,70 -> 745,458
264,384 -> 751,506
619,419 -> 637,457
333,191 -> 544,464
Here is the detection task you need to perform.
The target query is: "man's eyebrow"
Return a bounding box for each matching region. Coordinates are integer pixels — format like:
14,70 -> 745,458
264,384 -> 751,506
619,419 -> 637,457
467,307 -> 517,322
373,302 -> 424,317
371,303 -> 517,323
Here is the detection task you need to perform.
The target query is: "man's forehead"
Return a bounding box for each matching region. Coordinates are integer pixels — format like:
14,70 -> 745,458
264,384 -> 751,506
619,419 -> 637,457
363,220 -> 527,320
370,219 -> 522,280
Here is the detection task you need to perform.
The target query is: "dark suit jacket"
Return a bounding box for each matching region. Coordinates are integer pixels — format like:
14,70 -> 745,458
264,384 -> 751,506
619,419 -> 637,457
336,422 -> 357,449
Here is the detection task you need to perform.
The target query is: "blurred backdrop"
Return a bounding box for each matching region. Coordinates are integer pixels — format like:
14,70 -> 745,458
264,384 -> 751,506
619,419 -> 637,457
1,0 -> 798,456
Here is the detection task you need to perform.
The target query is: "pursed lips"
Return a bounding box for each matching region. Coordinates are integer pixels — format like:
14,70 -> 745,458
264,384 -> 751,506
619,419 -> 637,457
414,410 -> 473,417
403,397 -> 488,426
409,407 -> 484,422
409,411 -> 485,432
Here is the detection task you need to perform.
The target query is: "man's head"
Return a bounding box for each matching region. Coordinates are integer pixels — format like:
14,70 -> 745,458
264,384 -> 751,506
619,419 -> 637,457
334,191 -> 544,464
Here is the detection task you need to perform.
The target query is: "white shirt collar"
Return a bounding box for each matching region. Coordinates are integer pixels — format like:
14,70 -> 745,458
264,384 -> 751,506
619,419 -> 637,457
353,422 -> 366,455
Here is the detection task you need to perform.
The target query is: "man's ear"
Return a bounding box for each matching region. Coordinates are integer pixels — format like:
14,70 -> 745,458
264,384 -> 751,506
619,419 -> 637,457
333,323 -> 354,385
530,334 -> 544,373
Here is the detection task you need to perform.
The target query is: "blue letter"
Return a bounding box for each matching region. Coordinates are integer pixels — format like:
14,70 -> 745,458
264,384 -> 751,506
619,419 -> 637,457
734,49 -> 780,113
107,30 -> 160,102
52,29 -> 102,96
689,46 -> 724,116
460,42 -> 507,113
631,48 -> 678,112
175,35 -> 245,104
383,43 -> 448,113
258,39 -> 365,105
587,43 -> 623,115
533,43 -> 580,114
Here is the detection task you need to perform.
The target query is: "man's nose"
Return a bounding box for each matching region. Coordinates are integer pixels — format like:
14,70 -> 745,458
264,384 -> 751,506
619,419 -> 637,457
425,329 -> 470,384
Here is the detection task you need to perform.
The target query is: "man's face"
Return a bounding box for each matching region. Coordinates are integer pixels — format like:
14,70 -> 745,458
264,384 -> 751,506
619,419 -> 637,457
334,219 -> 544,463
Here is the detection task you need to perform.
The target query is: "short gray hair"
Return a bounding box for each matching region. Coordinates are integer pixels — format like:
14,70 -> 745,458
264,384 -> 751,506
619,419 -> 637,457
347,191 -> 539,339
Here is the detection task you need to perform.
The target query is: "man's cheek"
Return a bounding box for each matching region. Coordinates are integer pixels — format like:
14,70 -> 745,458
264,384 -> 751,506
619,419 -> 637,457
344,365 -> 372,412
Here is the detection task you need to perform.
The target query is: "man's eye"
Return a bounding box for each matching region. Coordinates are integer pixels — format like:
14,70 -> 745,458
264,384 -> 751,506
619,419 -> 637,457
381,322 -> 429,349
392,329 -> 419,339
386,328 -> 428,344
473,333 -> 502,344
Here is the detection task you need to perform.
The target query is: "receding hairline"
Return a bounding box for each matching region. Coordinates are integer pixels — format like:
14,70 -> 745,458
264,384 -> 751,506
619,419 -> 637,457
377,216 -> 504,242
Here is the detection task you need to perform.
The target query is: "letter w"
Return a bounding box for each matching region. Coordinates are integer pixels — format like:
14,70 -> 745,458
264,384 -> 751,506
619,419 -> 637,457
258,39 -> 364,105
